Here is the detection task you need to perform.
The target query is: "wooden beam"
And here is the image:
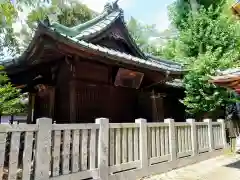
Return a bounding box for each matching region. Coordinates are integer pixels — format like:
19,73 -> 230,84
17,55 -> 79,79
15,84 -> 27,89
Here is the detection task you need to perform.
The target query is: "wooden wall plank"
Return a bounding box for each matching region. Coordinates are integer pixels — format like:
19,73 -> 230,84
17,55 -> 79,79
8,132 -> 21,180
0,132 -> 7,179
160,127 -> 165,156
116,128 -> 121,164
184,127 -> 187,152
122,128 -> 127,163
134,128 -> 139,161
180,127 -> 184,153
90,128 -> 97,169
52,131 -> 61,176
128,128 -> 133,162
62,130 -> 71,175
22,132 -> 34,180
151,128 -> 156,158
71,130 -> 80,173
109,128 -> 115,166
81,129 -> 88,171
165,127 -> 169,154
156,127 -> 160,157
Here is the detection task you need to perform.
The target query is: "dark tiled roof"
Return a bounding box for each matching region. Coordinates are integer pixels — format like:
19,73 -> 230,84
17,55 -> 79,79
47,1 -> 184,73
55,33 -> 184,73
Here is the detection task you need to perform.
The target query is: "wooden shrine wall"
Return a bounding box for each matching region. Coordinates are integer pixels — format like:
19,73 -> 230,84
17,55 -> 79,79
74,82 -> 139,123
49,59 -> 185,124
54,61 -> 71,123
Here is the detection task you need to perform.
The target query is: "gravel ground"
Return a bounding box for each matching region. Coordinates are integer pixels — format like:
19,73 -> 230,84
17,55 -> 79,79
142,154 -> 240,180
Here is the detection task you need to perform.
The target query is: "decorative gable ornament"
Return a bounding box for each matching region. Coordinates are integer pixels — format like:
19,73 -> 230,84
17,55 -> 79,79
109,29 -> 125,41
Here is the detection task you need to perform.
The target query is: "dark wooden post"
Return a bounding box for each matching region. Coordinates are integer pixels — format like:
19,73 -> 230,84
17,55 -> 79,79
70,80 -> 77,123
151,90 -> 165,122
69,55 -> 77,123
49,87 -> 55,120
27,93 -> 36,124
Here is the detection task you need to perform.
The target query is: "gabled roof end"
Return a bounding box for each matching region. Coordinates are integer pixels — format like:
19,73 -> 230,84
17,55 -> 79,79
104,0 -> 124,18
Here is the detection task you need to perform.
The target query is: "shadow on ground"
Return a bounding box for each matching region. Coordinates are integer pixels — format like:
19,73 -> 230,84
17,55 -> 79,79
225,159 -> 240,169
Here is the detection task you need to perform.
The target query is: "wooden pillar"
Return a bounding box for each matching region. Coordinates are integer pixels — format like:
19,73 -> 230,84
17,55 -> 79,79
151,90 -> 158,122
135,118 -> 148,170
164,118 -> 177,161
70,80 -> 76,123
27,93 -> 32,124
187,118 -> 198,156
27,93 -> 35,124
151,90 -> 165,122
157,93 -> 165,122
96,118 -> 109,180
49,87 -> 55,119
69,55 -> 77,123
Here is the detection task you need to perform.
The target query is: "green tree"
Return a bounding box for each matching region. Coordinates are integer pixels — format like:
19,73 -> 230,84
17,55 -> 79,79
0,66 -> 25,115
0,0 -> 94,59
0,1 -> 20,58
0,0 -> 57,57
127,17 -> 164,55
164,7 -> 240,60
26,2 -> 93,28
164,1 -> 240,117
18,1 -> 94,50
182,49 -> 240,116
168,0 -> 224,30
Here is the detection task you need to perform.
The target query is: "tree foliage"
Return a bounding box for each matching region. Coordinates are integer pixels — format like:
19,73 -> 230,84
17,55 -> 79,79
183,49 -> 240,116
164,7 -> 240,60
164,0 -> 240,117
26,2 -> 93,28
0,0 -> 94,59
0,66 -> 25,115
127,17 -> 164,56
0,1 -> 20,58
19,1 -> 94,51
0,0 -> 56,58
168,0 -> 225,30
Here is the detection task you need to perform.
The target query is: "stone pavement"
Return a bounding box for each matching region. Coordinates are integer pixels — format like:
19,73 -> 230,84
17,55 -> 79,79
143,154 -> 240,180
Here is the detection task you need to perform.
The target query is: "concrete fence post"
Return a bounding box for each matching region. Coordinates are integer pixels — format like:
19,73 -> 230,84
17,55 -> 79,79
186,119 -> 198,156
164,118 -> 177,161
34,118 -> 52,180
217,119 -> 227,148
96,118 -> 109,180
204,119 -> 214,152
135,118 -> 148,171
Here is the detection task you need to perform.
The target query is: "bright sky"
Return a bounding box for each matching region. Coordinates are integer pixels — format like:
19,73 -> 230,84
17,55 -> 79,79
80,0 -> 175,32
